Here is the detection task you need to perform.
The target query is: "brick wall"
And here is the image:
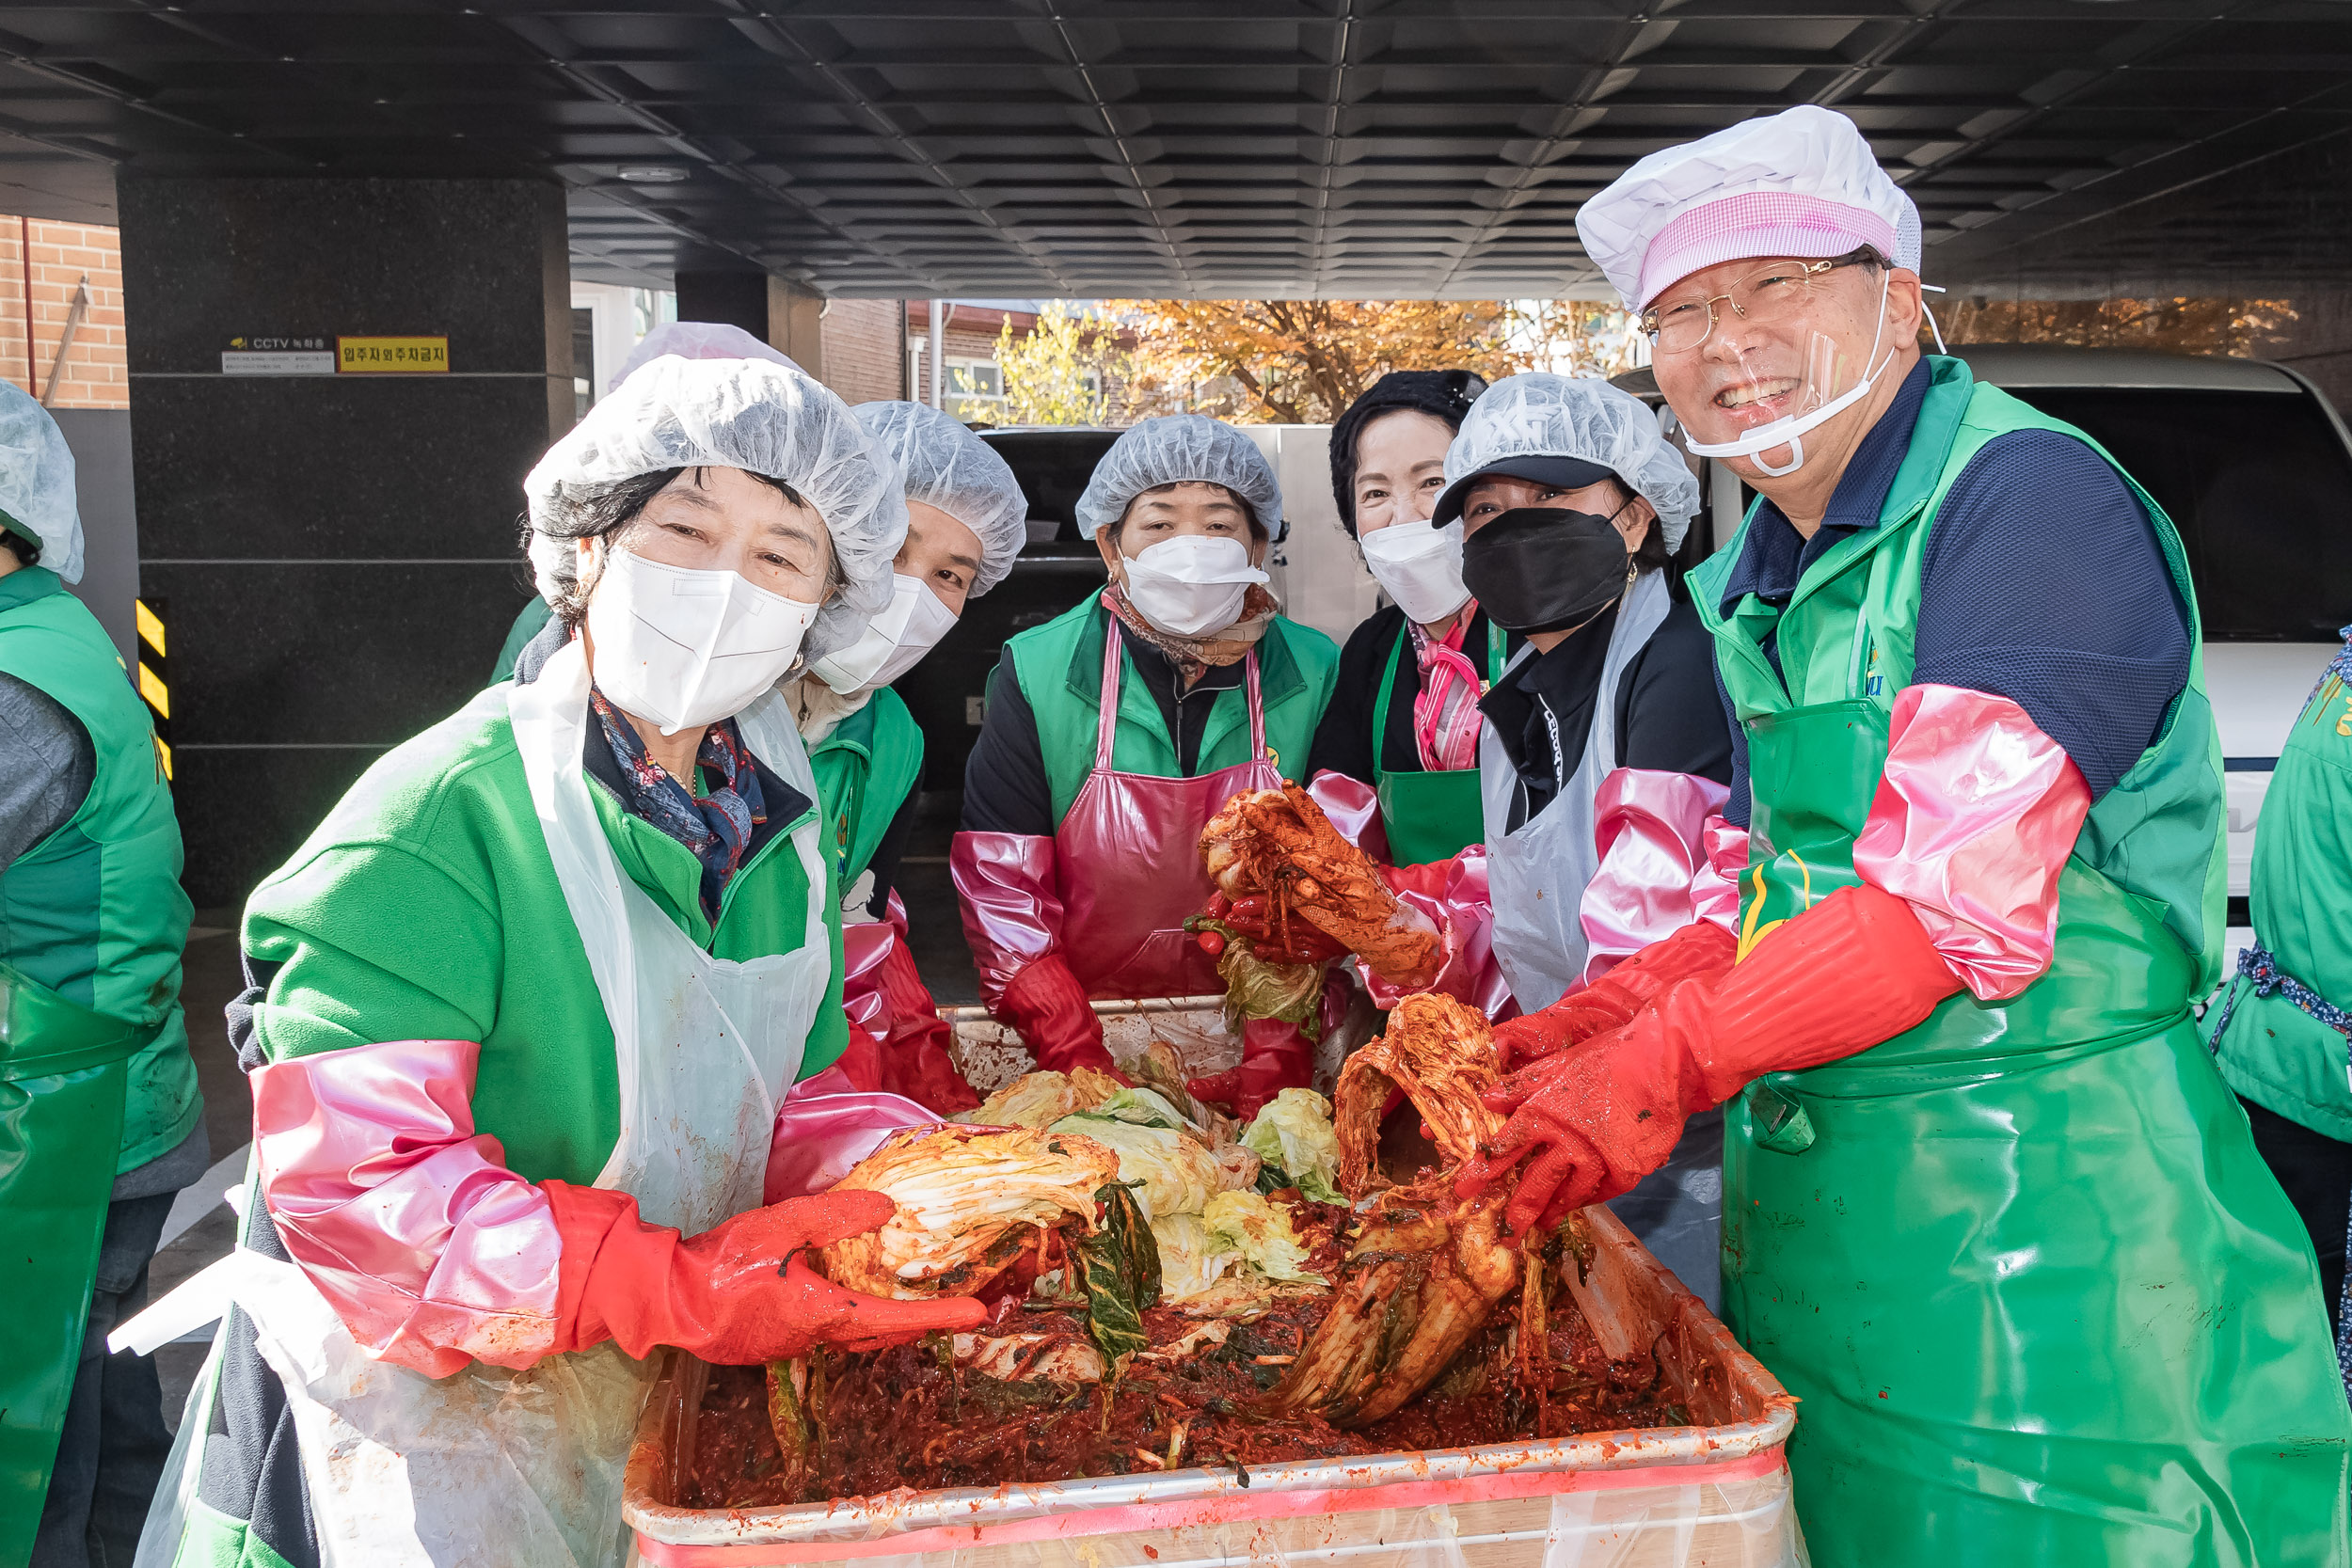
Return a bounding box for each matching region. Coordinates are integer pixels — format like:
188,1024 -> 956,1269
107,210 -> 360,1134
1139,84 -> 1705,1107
819,297 -> 905,405
0,215 -> 128,409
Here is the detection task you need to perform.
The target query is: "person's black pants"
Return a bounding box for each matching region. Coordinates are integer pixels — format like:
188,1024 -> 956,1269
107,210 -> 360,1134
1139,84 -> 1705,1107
2240,1095 -> 2352,1335
34,1190 -> 177,1568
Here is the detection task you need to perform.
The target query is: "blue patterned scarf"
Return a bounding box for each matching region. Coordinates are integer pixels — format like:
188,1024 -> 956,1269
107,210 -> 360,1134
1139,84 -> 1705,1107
589,687 -> 766,923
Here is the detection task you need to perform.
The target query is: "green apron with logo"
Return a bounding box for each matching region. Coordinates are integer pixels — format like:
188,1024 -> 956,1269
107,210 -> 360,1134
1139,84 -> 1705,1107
0,570 -> 192,1562
1690,356 -> 2351,1568
1370,623 -> 1502,866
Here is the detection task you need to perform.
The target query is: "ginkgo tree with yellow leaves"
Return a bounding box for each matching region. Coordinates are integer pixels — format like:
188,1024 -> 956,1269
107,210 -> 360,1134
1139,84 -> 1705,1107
982,296 -> 1650,427
1096,298 -> 1647,424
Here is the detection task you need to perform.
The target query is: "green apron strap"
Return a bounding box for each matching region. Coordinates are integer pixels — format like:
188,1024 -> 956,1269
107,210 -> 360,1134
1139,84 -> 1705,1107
1372,630 -> 1406,788
0,961 -> 145,1565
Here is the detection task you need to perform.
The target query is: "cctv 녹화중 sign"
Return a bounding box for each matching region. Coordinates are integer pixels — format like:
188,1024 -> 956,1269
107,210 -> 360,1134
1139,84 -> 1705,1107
336,335 -> 449,373
221,335 -> 334,375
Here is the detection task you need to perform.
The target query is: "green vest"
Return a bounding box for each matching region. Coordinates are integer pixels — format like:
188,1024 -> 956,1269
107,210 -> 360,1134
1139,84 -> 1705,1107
2214,640 -> 2352,1140
1006,596 -> 1339,824
244,685 -> 846,1188
1688,356 -> 2347,1567
0,567 -> 197,1172
808,686 -> 926,896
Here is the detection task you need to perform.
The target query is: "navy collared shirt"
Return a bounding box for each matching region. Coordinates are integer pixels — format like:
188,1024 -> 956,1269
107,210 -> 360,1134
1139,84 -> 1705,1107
1715,359 -> 2191,826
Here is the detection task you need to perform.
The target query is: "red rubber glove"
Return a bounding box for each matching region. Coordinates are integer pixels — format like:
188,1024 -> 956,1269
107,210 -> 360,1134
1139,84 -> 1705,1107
1457,882 -> 1962,1236
1189,1018 -> 1315,1123
1489,921 -> 1737,1071
545,1183 -> 986,1364
997,952 -> 1121,1078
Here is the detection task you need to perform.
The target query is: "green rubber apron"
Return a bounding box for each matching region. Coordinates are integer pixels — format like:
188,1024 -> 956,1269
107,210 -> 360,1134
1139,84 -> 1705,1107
1699,360 -> 2351,1567
0,960 -> 156,1565
1370,621 -> 1503,865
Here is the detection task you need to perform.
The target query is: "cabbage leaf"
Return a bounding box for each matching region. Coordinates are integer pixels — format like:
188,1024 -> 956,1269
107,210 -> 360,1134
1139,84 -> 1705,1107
1202,1190 -> 1323,1284
1240,1087 -> 1343,1204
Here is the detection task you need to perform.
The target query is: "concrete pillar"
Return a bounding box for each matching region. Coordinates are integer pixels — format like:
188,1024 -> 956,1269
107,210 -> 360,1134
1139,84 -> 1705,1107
673,268 -> 768,339
118,176 -> 571,907
673,268 -> 828,383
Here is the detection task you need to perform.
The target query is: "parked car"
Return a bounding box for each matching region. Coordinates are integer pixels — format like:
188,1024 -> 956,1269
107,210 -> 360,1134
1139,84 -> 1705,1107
1619,344 -> 2352,940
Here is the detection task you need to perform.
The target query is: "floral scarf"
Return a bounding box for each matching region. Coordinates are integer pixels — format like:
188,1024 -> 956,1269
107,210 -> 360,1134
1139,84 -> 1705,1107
1102,581 -> 1278,686
589,686 -> 766,923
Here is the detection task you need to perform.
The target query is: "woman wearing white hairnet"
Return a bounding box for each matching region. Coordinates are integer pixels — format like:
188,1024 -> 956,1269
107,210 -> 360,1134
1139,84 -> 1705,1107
1251,373 -> 1739,1303
781,400 -> 1027,1115
133,357 -> 982,1568
486,320 -> 804,682
952,414 -> 1340,1119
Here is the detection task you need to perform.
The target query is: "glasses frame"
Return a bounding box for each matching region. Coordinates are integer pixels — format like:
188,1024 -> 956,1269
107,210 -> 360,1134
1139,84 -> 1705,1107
1639,254 -> 1878,355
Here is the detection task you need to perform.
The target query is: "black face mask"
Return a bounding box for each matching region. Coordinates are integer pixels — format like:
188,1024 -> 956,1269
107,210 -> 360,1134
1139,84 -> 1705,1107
1459,505 -> 1634,635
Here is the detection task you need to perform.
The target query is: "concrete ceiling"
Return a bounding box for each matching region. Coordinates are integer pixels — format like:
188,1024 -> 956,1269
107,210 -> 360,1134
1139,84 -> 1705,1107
3,2 -> 2350,298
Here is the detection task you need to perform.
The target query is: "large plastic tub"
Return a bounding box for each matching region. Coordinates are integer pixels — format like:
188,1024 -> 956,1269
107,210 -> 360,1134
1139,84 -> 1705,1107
620,1205 -> 1804,1568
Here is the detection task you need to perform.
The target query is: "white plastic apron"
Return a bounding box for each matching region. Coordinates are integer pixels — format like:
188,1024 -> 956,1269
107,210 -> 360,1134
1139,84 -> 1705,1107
1481,567 -> 1670,1014
1476,571 -> 1724,1311
131,639 -> 834,1568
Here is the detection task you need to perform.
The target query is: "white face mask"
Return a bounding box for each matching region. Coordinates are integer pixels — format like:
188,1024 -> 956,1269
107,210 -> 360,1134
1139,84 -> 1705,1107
583,545 -> 819,736
1681,269 -> 1896,478
808,573 -> 960,697
1118,534 -> 1269,639
1358,518 -> 1470,626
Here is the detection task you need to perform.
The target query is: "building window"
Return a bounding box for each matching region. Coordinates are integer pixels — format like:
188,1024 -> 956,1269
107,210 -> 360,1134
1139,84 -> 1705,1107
948,357 -> 1007,422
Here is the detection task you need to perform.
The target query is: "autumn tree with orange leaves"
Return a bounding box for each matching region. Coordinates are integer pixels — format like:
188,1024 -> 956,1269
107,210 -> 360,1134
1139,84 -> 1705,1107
1103,298 -> 1647,424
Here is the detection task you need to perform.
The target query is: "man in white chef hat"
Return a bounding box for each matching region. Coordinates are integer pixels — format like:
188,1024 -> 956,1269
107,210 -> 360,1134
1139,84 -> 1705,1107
1457,104 -> 2352,1568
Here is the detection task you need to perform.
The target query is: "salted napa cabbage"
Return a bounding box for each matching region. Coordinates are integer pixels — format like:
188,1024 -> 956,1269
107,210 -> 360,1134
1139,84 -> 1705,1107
1152,1212 -> 1238,1303
820,1124 -> 1120,1298
1203,1190 -> 1322,1284
1240,1088 -> 1343,1203
951,1067 -> 1125,1129
1046,1114 -> 1227,1220
1082,1086 -> 1189,1130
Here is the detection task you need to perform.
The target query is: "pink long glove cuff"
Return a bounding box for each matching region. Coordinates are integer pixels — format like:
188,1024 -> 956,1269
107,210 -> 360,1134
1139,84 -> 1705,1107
1691,815 -> 1750,934
1853,684 -> 2091,1001
950,831 -> 1065,1012
837,890 -> 980,1115
1303,769 -> 1391,864
1577,768 -> 1732,986
251,1037 -> 562,1378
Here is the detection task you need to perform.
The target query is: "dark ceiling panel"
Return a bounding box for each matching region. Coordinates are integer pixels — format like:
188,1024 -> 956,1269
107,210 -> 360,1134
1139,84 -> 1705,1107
0,2 -> 2346,293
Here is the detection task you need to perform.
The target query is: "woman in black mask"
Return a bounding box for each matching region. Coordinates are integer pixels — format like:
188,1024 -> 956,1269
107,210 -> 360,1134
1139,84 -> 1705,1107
1442,372 -> 1735,1306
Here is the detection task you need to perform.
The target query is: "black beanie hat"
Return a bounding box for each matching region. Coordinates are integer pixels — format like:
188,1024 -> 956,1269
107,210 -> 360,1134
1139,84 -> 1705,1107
1328,369 -> 1487,535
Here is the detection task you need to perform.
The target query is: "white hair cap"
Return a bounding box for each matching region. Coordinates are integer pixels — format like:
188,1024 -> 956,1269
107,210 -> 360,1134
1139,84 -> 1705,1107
1075,414 -> 1286,543
0,382 -> 79,583
1577,105 -> 1922,311
524,356 -> 904,663
852,402 -> 1028,596
605,321 -> 801,396
1442,373 -> 1701,551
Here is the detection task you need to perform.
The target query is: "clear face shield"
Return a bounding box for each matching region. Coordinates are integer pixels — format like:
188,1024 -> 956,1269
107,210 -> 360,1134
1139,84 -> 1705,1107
1650,256 -> 1899,478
